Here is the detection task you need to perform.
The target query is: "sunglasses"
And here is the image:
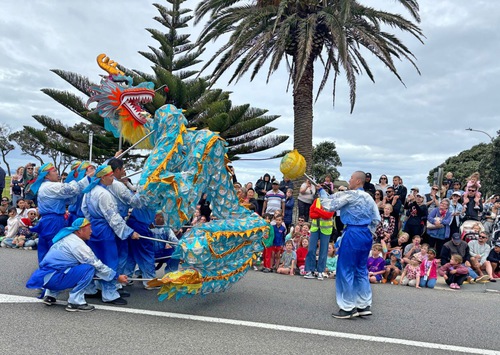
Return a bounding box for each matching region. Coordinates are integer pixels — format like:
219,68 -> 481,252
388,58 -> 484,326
380,177 -> 387,180
432,188 -> 438,190
1,200 -> 7,202
468,189 -> 476,192
479,236 -> 488,239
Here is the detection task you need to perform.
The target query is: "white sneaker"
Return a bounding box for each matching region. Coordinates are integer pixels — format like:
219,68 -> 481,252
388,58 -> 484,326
317,274 -> 324,281
304,272 -> 315,279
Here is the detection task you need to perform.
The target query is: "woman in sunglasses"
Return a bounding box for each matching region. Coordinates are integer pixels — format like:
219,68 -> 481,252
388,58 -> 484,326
375,175 -> 389,196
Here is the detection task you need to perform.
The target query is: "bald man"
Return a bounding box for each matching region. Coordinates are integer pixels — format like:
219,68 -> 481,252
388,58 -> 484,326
318,171 -> 380,319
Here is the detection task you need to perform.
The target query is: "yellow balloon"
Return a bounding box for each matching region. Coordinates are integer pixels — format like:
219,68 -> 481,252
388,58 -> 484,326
280,149 -> 306,179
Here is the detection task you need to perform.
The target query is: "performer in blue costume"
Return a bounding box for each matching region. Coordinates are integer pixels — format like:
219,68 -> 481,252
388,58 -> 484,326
106,158 -> 144,278
30,163 -> 92,263
318,171 -> 380,319
66,161 -> 94,225
81,164 -> 140,305
126,206 -> 159,289
26,218 -> 128,312
150,212 -> 179,273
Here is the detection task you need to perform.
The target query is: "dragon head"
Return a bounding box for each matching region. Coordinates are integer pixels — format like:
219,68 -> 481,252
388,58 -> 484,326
87,54 -> 156,146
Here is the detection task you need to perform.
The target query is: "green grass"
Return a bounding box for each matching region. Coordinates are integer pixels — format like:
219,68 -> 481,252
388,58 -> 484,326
2,176 -> 11,199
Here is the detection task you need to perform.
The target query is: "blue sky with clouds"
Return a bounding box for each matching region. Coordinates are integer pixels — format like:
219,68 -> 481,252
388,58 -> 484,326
1,0 -> 498,193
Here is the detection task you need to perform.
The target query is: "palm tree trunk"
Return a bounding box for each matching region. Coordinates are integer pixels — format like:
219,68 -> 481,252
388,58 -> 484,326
292,59 -> 314,173
291,59 -> 315,222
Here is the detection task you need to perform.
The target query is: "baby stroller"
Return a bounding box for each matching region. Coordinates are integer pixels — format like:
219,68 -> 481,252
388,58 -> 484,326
460,220 -> 485,243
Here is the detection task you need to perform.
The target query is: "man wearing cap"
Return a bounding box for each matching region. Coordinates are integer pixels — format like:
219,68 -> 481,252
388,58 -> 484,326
440,233 -> 488,282
262,180 -> 285,214
363,173 -> 376,197
318,171 -> 380,319
26,218 -> 128,312
82,164 -> 140,305
30,163 -> 94,263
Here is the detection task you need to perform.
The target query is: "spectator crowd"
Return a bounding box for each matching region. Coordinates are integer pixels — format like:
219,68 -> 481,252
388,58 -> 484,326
2,162 -> 500,291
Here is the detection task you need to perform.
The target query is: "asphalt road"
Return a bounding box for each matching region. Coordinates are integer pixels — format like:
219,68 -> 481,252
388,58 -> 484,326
1,248 -> 499,355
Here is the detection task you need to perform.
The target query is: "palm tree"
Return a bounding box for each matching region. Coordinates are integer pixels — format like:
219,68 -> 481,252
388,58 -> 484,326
194,0 -> 424,169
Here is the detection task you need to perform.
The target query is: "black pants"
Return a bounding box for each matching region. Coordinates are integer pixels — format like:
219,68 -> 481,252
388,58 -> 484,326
445,273 -> 468,286
298,200 -> 312,222
429,237 -> 447,258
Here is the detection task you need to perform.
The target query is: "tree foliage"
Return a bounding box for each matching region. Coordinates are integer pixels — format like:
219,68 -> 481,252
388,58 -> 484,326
0,124 -> 15,175
9,128 -> 73,172
428,132 -> 500,197
311,141 -> 342,181
194,0 -> 424,171
20,0 -> 287,165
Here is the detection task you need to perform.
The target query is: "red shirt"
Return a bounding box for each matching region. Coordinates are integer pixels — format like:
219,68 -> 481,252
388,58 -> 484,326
296,247 -> 308,267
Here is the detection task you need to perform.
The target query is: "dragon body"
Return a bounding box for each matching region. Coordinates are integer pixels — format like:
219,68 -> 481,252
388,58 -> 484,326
88,55 -> 268,300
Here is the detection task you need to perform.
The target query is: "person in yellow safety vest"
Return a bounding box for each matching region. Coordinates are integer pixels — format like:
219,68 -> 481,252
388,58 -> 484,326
304,198 -> 335,281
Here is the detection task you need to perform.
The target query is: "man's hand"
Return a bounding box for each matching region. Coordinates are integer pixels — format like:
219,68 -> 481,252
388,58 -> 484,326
117,275 -> 128,284
114,150 -> 123,158
131,232 -> 140,240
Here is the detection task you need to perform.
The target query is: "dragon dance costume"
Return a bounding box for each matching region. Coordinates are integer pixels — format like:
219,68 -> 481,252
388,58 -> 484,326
26,218 -> 117,305
30,163 -> 89,263
81,165 -> 135,302
319,188 -> 380,311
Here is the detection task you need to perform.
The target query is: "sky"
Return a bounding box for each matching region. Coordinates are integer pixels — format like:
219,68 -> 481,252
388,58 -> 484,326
1,0 -> 499,193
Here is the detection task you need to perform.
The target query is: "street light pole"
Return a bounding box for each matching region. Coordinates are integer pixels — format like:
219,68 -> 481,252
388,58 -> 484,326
465,128 -> 494,142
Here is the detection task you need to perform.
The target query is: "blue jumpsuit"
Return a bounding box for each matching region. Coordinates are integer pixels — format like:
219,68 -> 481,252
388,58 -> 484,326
32,179 -> 89,263
82,183 -> 134,302
320,188 -> 380,311
26,233 -> 117,305
107,178 -> 143,277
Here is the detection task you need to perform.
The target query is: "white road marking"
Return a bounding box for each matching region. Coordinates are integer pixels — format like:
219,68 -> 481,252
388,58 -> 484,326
1,293 -> 498,355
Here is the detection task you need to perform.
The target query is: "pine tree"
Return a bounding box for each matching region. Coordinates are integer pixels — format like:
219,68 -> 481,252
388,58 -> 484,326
20,0 -> 288,164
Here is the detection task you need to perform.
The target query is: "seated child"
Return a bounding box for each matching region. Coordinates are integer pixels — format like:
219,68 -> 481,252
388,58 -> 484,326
383,249 -> 402,284
402,235 -> 422,264
325,242 -> 337,278
295,237 -> 309,275
301,223 -> 311,238
367,243 -> 386,283
276,240 -> 296,276
438,254 -> 469,290
416,247 -> 438,288
387,232 -> 409,253
400,256 -> 421,287
1,207 -> 20,248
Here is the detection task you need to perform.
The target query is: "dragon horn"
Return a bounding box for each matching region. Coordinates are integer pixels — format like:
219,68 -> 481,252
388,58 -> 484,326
96,53 -> 125,76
